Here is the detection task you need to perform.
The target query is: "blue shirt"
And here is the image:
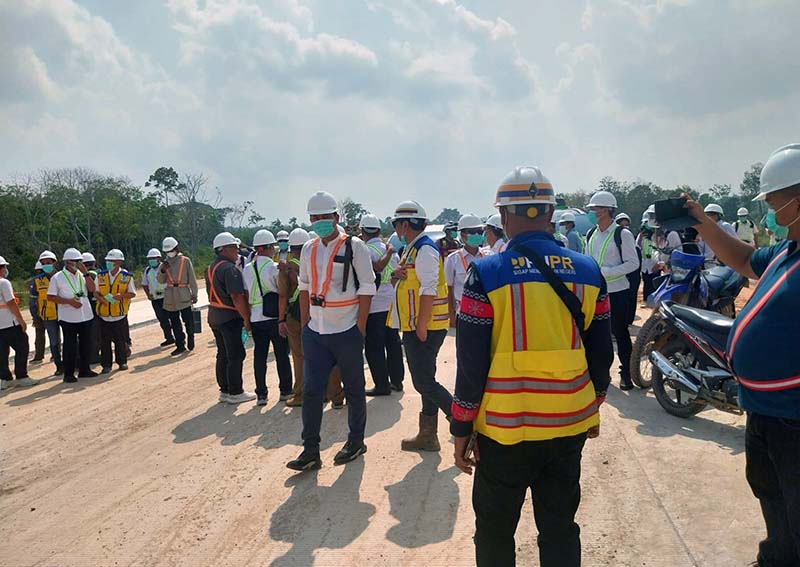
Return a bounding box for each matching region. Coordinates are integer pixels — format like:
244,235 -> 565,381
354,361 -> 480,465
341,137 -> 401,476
566,230 -> 583,253
728,240 -> 800,419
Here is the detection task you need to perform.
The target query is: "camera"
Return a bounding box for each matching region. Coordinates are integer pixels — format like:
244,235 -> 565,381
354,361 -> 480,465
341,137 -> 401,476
310,295 -> 326,307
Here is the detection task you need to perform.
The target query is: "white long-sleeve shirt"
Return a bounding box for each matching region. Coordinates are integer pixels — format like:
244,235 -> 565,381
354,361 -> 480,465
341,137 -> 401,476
444,248 -> 484,306
587,225 -> 639,293
405,233 -> 441,297
243,256 -> 280,323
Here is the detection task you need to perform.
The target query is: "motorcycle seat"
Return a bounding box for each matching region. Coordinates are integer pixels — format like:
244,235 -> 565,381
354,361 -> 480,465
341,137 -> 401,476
671,304 -> 734,340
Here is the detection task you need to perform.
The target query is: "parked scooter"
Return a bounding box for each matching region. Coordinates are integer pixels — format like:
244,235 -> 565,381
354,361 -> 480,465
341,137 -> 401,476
648,301 -> 740,418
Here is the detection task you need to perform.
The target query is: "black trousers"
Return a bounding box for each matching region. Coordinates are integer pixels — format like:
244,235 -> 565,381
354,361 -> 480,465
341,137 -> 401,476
60,320 -> 93,378
386,326 -> 404,388
402,329 -> 451,417
0,325 -> 29,380
746,412 -> 800,567
211,318 -> 245,396
364,311 -> 392,391
99,318 -> 128,367
251,319 -> 292,398
609,290 -> 633,383
641,272 -> 657,305
150,298 -> 174,342
474,433 -> 587,567
626,271 -> 641,325
167,307 -> 194,349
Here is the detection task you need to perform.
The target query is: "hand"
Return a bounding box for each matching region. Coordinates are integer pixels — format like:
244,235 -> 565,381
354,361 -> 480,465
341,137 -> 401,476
682,193 -> 707,222
301,317 -> 310,329
278,321 -> 288,338
19,320 -> 27,334
69,298 -> 82,309
587,425 -> 600,439
454,435 -> 479,475
386,244 -> 395,255
358,320 -> 367,337
76,262 -> 88,275
392,264 -> 408,281
416,325 -> 428,342
113,294 -> 123,301
244,320 -> 252,334
191,296 -> 198,304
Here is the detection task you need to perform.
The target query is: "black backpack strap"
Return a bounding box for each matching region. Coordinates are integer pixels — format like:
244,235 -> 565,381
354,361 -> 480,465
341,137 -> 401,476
341,237 -> 360,293
511,243 -> 586,342
253,259 -> 266,296
613,226 -> 623,258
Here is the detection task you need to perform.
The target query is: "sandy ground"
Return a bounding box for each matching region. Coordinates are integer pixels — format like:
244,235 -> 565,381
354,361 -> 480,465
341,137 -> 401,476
1,305 -> 764,567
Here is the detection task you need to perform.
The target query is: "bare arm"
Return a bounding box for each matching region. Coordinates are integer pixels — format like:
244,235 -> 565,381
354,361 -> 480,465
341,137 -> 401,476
372,247 -> 395,272
357,295 -> 372,336
6,299 -> 27,333
231,292 -> 251,332
300,290 -> 310,328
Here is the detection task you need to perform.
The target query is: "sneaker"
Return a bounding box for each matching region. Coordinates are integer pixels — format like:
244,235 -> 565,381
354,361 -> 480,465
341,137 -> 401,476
160,339 -> 175,347
63,375 -> 78,384
333,441 -> 367,465
118,364 -> 128,371
79,370 -> 99,378
54,366 -> 64,376
390,383 -> 403,392
187,334 -> 195,351
100,367 -> 112,375
218,392 -> 230,404
286,450 -> 322,472
15,377 -> 37,388
170,347 -> 187,357
331,400 -> 345,410
226,391 -> 257,404
0,379 -> 15,391
257,396 -> 268,406
279,393 -> 292,401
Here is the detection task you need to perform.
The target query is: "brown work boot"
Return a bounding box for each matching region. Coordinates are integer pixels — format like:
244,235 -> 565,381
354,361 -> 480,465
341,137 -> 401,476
401,413 -> 440,452
285,395 -> 302,407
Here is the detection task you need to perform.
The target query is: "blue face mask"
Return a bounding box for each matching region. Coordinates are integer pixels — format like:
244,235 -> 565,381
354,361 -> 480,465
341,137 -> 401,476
587,211 -> 599,225
466,233 -> 485,248
311,219 -> 336,239
148,259 -> 160,268
278,241 -> 289,251
106,261 -> 116,271
42,264 -> 54,274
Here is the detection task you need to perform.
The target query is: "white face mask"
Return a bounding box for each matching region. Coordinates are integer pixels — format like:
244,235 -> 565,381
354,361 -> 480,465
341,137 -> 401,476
167,251 -> 178,258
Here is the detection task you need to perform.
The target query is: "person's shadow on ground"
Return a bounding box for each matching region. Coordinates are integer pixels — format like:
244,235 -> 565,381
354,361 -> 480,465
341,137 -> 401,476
268,459 -> 375,566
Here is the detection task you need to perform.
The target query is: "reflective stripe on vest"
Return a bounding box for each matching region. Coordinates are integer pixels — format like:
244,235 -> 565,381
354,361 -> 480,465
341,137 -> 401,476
96,271 -> 132,318
145,267 -> 165,297
166,257 -> 189,288
736,220 -> 755,242
389,237 -> 449,332
309,234 -> 352,308
249,258 -> 273,306
642,237 -> 653,259
289,257 -> 301,304
588,229 -> 625,283
34,275 -> 57,320
207,261 -> 238,311
367,243 -> 393,284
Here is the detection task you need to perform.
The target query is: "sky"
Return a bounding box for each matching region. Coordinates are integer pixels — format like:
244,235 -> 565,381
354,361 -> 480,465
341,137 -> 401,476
2,0 -> 799,222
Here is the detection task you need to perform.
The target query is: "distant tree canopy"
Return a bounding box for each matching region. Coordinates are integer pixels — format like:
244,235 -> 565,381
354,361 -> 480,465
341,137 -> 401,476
432,208 -> 461,224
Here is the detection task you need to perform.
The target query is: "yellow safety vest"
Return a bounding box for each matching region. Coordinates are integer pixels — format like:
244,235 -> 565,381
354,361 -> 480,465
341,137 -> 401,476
34,274 -> 57,321
388,235 -> 449,332
96,270 -> 133,317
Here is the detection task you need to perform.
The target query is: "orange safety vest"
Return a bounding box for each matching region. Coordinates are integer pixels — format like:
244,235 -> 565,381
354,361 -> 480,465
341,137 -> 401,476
207,260 -> 238,311
166,256 -> 189,288
308,235 -> 360,309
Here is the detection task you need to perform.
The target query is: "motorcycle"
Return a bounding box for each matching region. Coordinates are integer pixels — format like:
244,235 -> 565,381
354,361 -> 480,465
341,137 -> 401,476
630,249 -> 747,388
648,301 -> 740,418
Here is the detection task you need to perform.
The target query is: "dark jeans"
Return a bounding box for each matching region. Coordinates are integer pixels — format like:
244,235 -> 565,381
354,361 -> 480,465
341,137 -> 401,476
60,320 -> 93,378
32,317 -> 45,360
386,326 -> 404,388
641,272 -> 657,305
626,270 -> 641,325
301,325 -> 367,452
168,307 -> 194,349
44,319 -> 62,367
211,318 -> 246,396
251,319 -> 293,398
610,290 -> 633,383
150,298 -> 174,342
746,412 -> 800,567
365,311 -> 392,391
402,329 -> 452,417
99,318 -> 128,367
474,433 -> 587,567
0,325 -> 29,380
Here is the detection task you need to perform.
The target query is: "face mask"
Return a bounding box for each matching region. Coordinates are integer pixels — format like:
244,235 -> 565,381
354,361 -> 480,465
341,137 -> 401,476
1,268 -> 8,279
278,242 -> 289,251
167,251 -> 178,258
559,226 -> 569,236
447,230 -> 458,241
766,199 -> 800,232
148,259 -> 159,268
466,234 -> 485,248
587,211 -> 598,225
106,261 -> 116,271
42,264 -> 54,274
311,219 -> 336,239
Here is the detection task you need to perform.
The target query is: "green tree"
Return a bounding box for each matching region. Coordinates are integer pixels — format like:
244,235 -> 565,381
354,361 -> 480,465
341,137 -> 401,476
432,208 -> 461,224
339,198 -> 368,228
145,166 -> 181,207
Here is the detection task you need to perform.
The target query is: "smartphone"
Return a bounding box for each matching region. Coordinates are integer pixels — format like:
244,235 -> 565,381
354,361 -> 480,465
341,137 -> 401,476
464,432 -> 478,462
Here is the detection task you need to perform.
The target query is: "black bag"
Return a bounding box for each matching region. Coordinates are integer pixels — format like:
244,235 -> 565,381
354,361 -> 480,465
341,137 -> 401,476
253,260 -> 280,318
341,236 -> 360,293
191,307 -> 202,334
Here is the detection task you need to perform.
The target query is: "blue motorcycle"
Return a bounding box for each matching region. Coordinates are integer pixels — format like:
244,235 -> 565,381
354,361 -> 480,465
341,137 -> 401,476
631,249 -> 747,388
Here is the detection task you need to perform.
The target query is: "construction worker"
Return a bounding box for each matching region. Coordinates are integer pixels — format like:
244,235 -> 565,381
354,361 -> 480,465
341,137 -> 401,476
275,230 -> 290,264
615,212 -> 631,229
158,237 -> 199,356
683,143 -> 800,567
558,212 -> 585,253
207,232 -> 254,404
286,191 -> 376,471
244,229 -> 293,405
586,191 -> 640,390
95,249 -> 136,373
32,251 -> 62,374
47,248 -> 98,383
388,200 -> 453,452
277,228 -> 346,407
28,261 -> 46,364
141,248 -> 175,347
484,213 -> 508,253
445,214 -> 487,327
0,256 -> 35,390
704,203 -> 738,237
437,221 -> 461,258
548,219 -> 569,246
79,252 -> 102,365
637,215 -> 658,306
451,166 -> 612,567
359,213 -> 402,396
615,212 -> 642,320
735,207 -> 758,247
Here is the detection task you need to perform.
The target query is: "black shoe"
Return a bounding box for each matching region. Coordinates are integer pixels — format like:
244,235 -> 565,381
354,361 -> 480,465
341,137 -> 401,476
187,334 -> 195,351
100,367 -> 112,375
333,441 -> 367,465
286,451 -> 322,472
365,388 -> 391,397
331,400 -> 345,410
30,357 -> 44,364
118,364 -> 128,371
390,383 -> 403,392
63,375 -> 78,383
54,366 -> 64,376
160,339 -> 175,347
171,347 -> 187,356
79,370 -> 99,378
620,380 -> 634,391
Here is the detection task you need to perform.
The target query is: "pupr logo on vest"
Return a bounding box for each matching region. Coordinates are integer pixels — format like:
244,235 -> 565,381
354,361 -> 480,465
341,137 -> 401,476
510,256 -> 533,273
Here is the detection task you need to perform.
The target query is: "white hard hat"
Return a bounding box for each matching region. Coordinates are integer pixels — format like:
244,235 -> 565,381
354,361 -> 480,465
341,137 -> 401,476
35,260 -> 43,270
253,229 -> 277,247
359,213 -> 382,230
81,252 -> 96,263
615,212 -> 631,223
0,256 -> 8,266
146,248 -> 162,258
755,143 -> 800,201
213,232 -> 239,249
494,166 -> 556,207
559,212 -> 576,224
306,191 -> 338,216
457,213 -> 484,231
587,191 -> 618,209
646,204 -> 656,214
276,230 -> 289,241
38,250 -> 57,262
737,207 -> 749,216
485,213 -> 503,230
704,203 -> 724,215
105,249 -> 125,261
308,231 -> 318,239
392,200 -> 428,220
162,236 -> 179,252
63,248 -> 82,261
288,228 -> 310,247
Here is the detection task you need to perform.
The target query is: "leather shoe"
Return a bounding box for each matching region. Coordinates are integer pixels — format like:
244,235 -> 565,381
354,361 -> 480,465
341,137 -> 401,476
365,388 -> 391,397
390,383 -> 403,392
286,451 -> 322,472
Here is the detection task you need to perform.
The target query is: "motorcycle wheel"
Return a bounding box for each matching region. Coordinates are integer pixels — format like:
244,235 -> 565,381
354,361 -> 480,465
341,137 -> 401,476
651,341 -> 707,418
630,314 -> 667,389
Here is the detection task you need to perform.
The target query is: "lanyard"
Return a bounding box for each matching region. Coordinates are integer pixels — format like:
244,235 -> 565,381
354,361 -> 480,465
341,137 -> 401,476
458,249 -> 483,272
309,234 -> 347,299
63,269 -> 84,297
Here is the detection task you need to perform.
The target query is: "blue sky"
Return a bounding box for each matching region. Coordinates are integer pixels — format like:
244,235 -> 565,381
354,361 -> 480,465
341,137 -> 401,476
2,0 -> 798,222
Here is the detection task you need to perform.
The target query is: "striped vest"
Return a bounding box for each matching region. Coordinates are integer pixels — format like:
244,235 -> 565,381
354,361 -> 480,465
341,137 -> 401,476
389,235 -> 449,332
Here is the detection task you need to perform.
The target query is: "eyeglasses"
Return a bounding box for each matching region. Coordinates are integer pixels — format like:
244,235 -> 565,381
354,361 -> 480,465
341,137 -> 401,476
463,229 -> 483,236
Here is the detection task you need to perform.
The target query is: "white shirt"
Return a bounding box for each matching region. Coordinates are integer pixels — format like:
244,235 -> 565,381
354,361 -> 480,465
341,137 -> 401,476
98,270 -> 136,322
719,220 -> 738,238
653,230 -> 683,266
299,232 -> 376,335
365,237 -> 397,314
586,225 -> 639,294
445,248 -> 484,305
243,256 -> 280,323
48,269 -> 94,323
142,266 -> 165,299
0,278 -> 21,329
405,233 -> 440,297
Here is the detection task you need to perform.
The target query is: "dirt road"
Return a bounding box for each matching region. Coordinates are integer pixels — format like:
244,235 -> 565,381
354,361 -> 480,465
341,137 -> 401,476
1,314 -> 763,566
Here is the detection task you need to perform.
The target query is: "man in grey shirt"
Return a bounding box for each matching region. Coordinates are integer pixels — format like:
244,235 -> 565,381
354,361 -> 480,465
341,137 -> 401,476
156,237 -> 198,355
